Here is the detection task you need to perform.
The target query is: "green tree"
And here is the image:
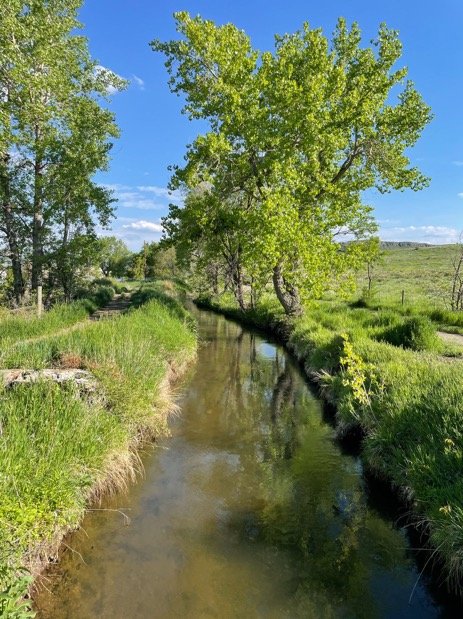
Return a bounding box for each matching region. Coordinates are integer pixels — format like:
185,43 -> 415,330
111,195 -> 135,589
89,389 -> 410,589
97,236 -> 132,278
0,0 -> 124,303
164,187 -> 263,309
153,13 -> 431,315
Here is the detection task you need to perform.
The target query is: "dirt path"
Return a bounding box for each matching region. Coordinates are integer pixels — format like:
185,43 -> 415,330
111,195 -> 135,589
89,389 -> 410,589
437,331 -> 463,346
11,294 -> 132,347
14,319 -> 90,347
90,293 -> 132,321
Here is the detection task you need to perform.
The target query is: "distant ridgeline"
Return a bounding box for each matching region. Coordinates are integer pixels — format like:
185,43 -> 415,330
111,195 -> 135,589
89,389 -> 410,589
379,241 -> 434,248
341,241 -> 434,250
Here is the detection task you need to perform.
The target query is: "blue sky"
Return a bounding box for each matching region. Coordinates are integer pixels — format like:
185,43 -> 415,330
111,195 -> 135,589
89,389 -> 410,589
79,0 -> 463,249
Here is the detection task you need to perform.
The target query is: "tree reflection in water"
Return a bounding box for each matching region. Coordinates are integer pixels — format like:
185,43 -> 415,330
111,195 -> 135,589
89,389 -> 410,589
204,316 -> 417,618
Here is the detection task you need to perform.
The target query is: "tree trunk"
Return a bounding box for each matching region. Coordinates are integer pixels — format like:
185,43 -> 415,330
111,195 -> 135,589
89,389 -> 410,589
8,235 -> 25,306
31,173 -> 43,290
231,249 -> 246,311
272,263 -> 302,316
212,264 -> 219,295
60,209 -> 73,302
250,276 -> 256,309
32,128 -> 44,291
0,155 -> 25,305
233,264 -> 246,311
224,246 -> 247,311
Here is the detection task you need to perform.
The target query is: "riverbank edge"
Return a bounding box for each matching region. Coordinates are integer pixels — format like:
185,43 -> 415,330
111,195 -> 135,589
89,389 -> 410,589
0,295 -> 197,616
33,356 -> 194,577
194,297 -> 463,599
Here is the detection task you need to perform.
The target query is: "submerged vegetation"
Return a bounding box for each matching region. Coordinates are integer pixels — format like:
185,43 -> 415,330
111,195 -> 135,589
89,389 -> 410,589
0,287 -> 196,615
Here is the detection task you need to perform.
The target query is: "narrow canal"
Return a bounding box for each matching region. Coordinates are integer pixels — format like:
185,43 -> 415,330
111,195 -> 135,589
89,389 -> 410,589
36,309 -> 451,618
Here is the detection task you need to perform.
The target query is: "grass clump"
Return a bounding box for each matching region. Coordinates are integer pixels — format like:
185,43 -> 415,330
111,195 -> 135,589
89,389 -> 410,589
377,316 -> 441,351
334,343 -> 463,590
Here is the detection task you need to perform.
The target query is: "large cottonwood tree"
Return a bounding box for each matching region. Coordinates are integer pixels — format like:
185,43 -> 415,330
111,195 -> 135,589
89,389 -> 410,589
153,13 -> 431,315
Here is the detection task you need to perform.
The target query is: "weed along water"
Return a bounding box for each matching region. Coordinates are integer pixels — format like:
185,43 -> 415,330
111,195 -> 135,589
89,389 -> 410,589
36,309 -> 450,618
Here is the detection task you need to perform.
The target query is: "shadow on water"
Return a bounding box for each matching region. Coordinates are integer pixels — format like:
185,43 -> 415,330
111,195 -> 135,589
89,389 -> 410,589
35,309 -> 461,618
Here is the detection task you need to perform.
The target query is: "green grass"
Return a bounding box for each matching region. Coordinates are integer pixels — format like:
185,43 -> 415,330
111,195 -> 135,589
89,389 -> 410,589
0,300 -> 95,345
356,244 -> 458,309
0,290 -> 197,616
0,278 -> 125,348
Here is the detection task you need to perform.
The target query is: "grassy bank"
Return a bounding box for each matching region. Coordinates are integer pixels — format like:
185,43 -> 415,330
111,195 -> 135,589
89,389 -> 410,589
197,294 -> 463,594
0,300 -> 95,346
0,291 -> 196,616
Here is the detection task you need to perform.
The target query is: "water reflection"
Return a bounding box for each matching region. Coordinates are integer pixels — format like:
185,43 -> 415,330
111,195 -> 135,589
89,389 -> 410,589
35,311 -> 445,618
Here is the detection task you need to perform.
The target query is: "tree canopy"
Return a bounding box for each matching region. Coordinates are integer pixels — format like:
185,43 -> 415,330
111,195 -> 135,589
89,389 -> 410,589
153,13 -> 432,314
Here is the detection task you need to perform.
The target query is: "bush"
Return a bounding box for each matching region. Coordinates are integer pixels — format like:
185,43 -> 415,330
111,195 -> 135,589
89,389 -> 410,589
429,309 -> 463,328
91,285 -> 115,307
112,282 -> 129,294
377,316 -> 441,351
91,277 -> 113,287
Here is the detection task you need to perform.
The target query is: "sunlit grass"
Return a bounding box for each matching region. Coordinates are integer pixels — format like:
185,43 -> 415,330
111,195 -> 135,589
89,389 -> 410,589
0,300 -> 95,345
0,290 -> 197,612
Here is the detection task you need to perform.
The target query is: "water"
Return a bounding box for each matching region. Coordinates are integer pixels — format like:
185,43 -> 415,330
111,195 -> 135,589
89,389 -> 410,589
36,310 -> 451,618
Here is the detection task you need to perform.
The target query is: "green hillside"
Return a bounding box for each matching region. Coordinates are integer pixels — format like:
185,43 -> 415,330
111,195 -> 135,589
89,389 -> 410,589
357,244 -> 458,308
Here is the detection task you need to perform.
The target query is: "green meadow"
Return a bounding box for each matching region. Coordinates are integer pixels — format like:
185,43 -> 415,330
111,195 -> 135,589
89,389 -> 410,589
357,244 -> 458,309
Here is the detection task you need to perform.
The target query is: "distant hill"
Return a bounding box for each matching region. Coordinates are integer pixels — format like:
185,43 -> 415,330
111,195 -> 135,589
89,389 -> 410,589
379,241 -> 434,249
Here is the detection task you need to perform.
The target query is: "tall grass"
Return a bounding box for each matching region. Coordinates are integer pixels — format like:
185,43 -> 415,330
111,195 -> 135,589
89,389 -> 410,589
0,292 -> 197,615
0,300 -> 95,345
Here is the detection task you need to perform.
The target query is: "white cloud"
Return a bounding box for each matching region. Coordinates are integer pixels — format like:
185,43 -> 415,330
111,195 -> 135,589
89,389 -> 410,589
377,218 -> 400,226
122,220 -> 163,233
458,193 -> 463,198
98,218 -> 164,250
95,65 -> 124,95
117,192 -> 165,210
136,186 -> 184,205
102,184 -> 173,210
453,161 -> 463,166
132,75 -> 145,90
98,183 -> 180,249
379,225 -> 460,244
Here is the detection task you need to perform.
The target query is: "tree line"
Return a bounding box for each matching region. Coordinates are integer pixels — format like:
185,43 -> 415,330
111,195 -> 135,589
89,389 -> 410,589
98,237 -> 178,281
1,5 -> 432,311
0,0 -> 124,305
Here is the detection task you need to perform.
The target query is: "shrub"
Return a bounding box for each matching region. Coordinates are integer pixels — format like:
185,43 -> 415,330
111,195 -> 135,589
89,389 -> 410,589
91,277 -> 113,288
377,316 -> 441,351
429,309 -> 463,328
91,285 -> 115,307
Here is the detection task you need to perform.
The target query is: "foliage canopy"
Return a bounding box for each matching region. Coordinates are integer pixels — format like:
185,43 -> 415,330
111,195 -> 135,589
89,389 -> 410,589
153,13 -> 431,314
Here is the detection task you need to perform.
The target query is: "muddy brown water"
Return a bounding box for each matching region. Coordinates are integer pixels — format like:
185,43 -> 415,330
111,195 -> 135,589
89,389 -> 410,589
36,309 -> 455,618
